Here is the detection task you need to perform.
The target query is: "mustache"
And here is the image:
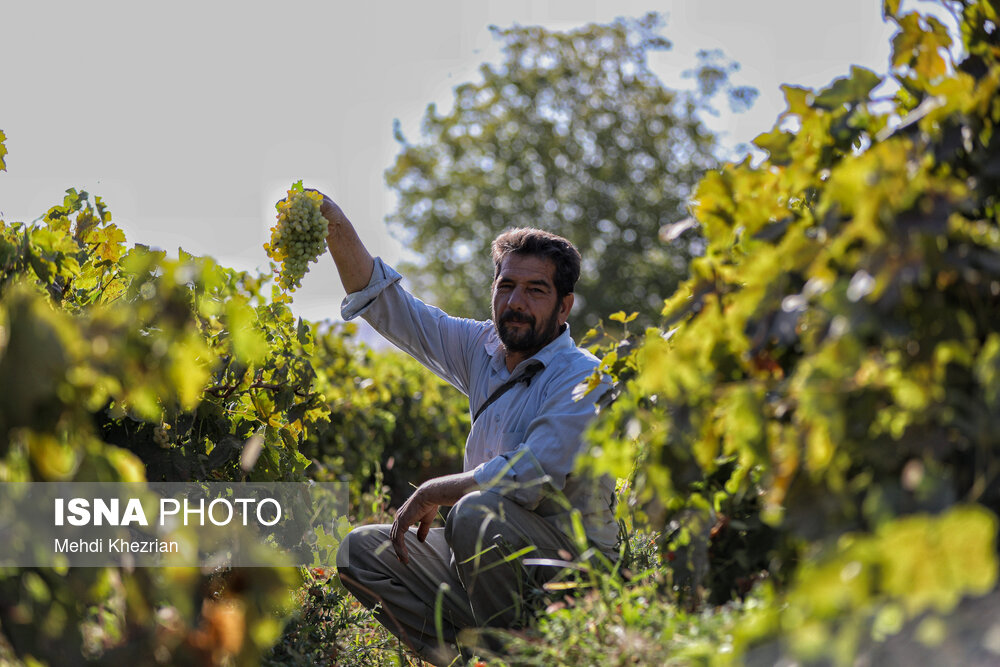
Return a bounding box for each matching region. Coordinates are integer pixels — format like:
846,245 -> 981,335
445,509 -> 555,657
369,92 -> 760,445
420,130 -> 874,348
501,311 -> 534,325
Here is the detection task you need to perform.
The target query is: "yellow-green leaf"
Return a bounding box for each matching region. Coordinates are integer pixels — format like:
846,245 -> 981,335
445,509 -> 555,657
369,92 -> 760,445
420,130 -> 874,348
226,298 -> 268,365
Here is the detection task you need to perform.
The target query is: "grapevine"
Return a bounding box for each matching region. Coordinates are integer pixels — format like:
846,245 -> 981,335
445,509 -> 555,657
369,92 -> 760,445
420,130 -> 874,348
264,181 -> 328,291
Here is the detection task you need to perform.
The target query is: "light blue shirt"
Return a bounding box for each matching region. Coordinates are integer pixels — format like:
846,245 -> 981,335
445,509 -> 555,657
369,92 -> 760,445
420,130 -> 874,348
342,257 -> 618,554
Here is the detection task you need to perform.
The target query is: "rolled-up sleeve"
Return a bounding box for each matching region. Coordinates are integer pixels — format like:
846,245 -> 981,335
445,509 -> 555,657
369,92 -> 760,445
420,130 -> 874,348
340,257 -> 484,396
472,366 -> 609,509
340,258 -> 404,321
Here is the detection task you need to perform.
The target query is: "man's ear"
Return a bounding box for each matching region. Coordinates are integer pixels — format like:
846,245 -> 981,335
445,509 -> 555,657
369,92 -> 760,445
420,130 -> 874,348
557,293 -> 574,325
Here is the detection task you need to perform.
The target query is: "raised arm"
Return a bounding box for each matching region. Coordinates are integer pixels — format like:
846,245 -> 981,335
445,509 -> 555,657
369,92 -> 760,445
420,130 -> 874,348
314,191 -> 483,396
316,192 -> 375,294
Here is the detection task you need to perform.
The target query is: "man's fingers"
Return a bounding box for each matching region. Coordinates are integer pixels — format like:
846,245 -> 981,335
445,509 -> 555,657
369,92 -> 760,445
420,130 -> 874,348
395,540 -> 409,565
390,519 -> 410,564
321,198 -> 343,222
417,519 -> 431,543
390,494 -> 438,562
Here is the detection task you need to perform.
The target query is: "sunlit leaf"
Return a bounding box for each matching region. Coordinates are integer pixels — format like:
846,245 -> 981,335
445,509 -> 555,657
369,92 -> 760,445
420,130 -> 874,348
811,66 -> 882,110
226,298 -> 268,365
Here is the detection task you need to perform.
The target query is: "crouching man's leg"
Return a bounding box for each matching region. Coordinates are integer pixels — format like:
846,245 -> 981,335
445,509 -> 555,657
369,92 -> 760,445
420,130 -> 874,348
336,524 -> 476,665
445,490 -> 579,628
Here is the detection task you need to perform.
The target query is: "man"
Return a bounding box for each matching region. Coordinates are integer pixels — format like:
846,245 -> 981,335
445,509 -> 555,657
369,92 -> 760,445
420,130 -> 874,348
320,193 -> 616,664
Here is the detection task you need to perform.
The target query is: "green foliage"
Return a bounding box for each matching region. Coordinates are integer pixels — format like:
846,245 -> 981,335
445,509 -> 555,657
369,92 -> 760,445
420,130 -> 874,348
733,505 -> 997,664
263,486 -> 422,666
305,329 -> 470,502
0,143 -> 473,662
579,0 -> 1000,661
262,569 -> 411,667
468,529 -> 739,666
385,13 -> 753,330
0,134 -> 474,661
0,153 -> 436,664
0,185 -> 334,663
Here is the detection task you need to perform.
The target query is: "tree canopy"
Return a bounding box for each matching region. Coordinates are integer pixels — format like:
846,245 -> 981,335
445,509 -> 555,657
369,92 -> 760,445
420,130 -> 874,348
385,13 -> 755,330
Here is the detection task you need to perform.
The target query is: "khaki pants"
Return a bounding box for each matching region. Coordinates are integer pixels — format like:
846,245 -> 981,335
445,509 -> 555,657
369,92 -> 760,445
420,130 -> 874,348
336,490 -> 581,665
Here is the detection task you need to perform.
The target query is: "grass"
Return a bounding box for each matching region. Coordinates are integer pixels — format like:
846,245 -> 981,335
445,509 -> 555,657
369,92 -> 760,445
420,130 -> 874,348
262,570 -> 422,667
262,526 -> 751,667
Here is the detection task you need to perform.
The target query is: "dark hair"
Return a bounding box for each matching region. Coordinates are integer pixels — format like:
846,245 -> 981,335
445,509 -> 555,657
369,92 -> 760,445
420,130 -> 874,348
491,228 -> 581,299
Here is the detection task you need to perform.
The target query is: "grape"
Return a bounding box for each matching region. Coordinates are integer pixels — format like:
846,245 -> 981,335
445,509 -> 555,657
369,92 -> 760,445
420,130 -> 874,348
263,184 -> 328,292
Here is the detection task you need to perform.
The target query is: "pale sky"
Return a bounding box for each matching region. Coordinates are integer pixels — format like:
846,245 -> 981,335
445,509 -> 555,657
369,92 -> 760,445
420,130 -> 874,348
1,1 -> 897,323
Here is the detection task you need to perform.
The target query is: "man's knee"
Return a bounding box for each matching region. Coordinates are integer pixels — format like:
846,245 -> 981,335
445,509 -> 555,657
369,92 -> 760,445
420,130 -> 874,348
445,490 -> 508,557
447,490 -> 504,530
336,524 -> 390,584
336,527 -> 361,592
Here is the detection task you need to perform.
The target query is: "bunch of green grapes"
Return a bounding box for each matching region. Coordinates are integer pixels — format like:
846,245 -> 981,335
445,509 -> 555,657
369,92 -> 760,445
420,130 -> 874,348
264,182 -> 328,291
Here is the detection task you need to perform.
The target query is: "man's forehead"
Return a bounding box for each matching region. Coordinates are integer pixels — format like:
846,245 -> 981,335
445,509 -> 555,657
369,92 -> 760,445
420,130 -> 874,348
495,254 -> 557,283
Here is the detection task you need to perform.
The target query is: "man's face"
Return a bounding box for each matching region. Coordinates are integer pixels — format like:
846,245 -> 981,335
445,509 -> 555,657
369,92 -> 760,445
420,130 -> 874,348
491,253 -> 573,355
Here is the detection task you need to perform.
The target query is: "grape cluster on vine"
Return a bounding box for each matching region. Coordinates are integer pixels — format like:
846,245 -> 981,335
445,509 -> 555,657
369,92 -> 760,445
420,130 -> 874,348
264,184 -> 328,291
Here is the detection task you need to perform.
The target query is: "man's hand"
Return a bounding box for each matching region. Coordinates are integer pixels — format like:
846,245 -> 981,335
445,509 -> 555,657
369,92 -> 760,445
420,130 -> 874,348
311,191 -> 350,247
388,471 -> 480,565
389,487 -> 440,565
301,190 -> 374,294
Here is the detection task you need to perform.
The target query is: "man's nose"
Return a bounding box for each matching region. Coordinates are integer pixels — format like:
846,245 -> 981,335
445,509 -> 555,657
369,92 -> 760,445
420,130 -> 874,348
507,286 -> 528,311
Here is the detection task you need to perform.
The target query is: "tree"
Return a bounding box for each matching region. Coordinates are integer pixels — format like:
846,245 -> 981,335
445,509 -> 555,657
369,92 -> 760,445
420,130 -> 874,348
385,13 -> 755,330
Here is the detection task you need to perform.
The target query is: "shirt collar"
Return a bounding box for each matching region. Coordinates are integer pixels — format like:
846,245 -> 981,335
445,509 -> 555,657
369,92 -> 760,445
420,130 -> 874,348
485,323 -> 574,375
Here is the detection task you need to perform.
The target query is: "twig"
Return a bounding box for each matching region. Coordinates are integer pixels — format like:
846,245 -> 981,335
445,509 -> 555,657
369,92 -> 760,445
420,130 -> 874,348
206,381 -> 286,400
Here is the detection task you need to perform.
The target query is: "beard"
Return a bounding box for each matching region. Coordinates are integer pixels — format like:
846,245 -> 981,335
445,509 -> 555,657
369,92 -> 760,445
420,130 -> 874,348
494,303 -> 562,355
